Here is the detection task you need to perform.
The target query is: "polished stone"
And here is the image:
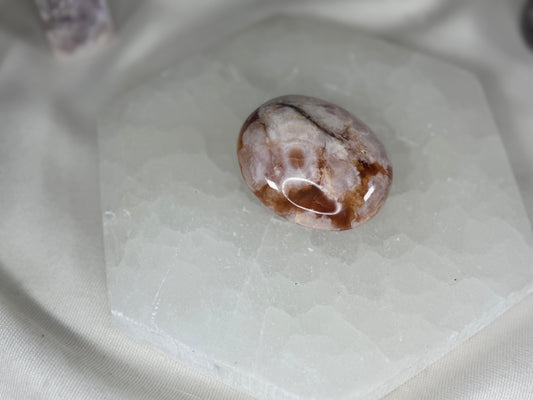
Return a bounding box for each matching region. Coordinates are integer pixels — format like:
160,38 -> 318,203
98,16 -> 533,400
238,95 -> 392,231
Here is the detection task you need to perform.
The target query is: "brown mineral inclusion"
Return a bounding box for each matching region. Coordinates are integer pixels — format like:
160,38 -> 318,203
237,95 -> 393,231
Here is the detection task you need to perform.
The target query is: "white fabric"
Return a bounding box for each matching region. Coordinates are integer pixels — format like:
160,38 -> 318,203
0,1 -> 532,399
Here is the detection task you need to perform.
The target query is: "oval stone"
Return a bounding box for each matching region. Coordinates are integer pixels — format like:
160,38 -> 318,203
237,95 -> 393,231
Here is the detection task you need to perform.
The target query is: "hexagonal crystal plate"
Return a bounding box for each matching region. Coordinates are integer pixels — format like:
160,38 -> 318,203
98,16 -> 533,400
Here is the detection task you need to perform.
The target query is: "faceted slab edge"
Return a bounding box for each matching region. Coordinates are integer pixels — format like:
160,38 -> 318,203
109,309 -> 300,400
373,288 -> 533,400
106,283 -> 533,400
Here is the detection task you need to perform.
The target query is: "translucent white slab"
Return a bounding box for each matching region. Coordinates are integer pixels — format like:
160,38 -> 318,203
98,16 -> 533,400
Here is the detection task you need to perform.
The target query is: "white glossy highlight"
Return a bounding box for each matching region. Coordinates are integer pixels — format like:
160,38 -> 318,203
364,185 -> 376,202
266,178 -> 279,191
281,177 -> 342,216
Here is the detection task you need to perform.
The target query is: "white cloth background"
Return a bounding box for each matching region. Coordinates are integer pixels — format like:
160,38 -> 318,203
1,1 -> 532,399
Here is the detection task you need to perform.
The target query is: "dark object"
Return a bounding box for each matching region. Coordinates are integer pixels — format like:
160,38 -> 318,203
522,0 -> 533,49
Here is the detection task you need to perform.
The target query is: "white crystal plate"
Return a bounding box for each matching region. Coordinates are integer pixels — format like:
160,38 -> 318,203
98,16 -> 533,400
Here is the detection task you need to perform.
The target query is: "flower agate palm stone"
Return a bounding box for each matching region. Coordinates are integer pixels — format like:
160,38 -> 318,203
99,16 -> 533,400
238,95 -> 393,230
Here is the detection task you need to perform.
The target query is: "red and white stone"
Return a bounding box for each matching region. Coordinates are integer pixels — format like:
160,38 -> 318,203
237,95 -> 393,231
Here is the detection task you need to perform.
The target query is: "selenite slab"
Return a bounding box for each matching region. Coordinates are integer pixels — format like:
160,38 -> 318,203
98,16 -> 533,400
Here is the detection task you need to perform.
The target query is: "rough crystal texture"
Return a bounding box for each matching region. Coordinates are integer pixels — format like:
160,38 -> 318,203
98,16 -> 533,400
238,95 -> 393,231
35,0 -> 113,55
